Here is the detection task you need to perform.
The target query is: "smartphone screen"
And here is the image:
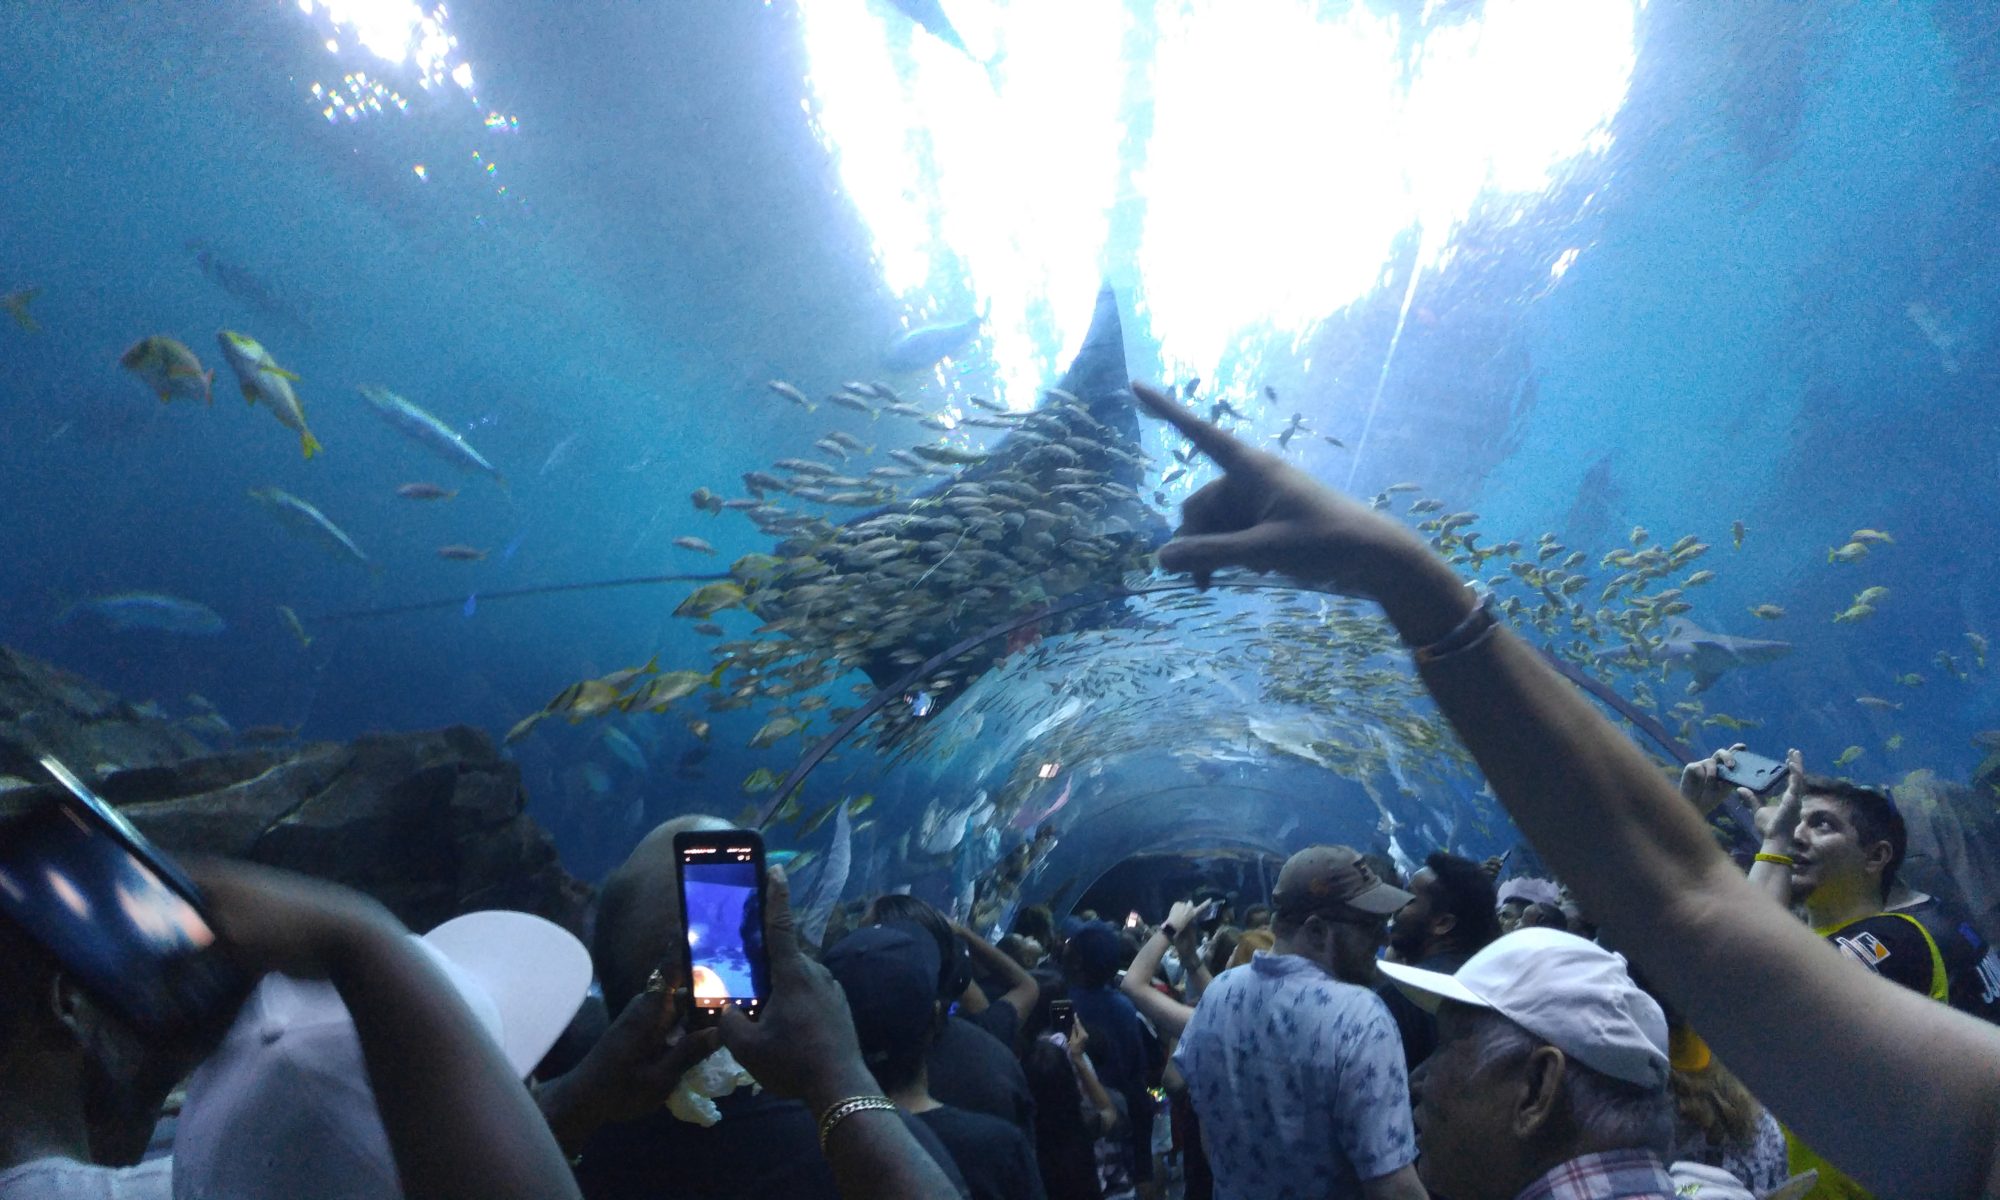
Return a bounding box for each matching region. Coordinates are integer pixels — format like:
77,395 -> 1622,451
1050,998 -> 1075,1036
0,758 -> 241,1035
675,831 -> 769,1023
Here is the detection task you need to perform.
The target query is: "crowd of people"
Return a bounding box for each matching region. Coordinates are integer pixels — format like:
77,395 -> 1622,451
5,384 -> 2000,1200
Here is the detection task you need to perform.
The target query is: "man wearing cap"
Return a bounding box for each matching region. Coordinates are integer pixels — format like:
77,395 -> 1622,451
1171,845 -> 1425,1200
1380,928 -> 1679,1200
823,923 -> 1036,1200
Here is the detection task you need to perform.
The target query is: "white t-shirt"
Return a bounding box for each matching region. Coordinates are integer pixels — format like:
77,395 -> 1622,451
0,1158 -> 172,1200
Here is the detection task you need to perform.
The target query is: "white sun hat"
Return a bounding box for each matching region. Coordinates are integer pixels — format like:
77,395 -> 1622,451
1377,927 -> 1670,1088
172,910 -> 591,1200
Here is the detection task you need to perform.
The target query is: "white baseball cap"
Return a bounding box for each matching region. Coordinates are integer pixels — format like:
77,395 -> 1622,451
172,911 -> 591,1200
1377,927 -> 1669,1088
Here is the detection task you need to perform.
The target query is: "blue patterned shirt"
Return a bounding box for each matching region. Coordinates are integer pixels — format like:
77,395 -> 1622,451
1513,1150 -> 1677,1200
1172,952 -> 1416,1200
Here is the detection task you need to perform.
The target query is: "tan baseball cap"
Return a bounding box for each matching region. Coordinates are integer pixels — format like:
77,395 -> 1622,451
1272,845 -> 1414,918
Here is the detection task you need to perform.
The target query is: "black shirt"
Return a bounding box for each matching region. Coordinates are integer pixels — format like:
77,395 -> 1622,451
916,1104 -> 1049,1200
929,1014 -> 1037,1135
1820,912 -> 1942,997
965,996 -> 1021,1048
576,1088 -> 970,1199
1376,948 -> 1474,1072
1894,895 -> 2000,1022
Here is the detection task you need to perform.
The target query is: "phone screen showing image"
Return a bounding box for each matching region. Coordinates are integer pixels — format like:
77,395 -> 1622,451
1051,999 -> 1075,1036
676,834 -> 769,1021
0,789 -> 238,1036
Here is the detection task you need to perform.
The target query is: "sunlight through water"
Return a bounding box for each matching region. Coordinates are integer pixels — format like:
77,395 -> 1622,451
801,0 -> 1639,415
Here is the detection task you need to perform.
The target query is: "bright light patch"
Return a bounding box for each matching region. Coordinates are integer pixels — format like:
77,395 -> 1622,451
300,0 -> 475,92
802,1 -> 1638,408
801,0 -> 1126,409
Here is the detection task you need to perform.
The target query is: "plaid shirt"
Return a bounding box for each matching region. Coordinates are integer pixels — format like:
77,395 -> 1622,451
1514,1150 -> 1678,1200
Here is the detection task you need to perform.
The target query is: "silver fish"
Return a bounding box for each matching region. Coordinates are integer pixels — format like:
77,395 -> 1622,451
358,385 -> 505,486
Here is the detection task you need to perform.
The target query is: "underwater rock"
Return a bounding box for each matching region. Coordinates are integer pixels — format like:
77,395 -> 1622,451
0,646 -> 587,935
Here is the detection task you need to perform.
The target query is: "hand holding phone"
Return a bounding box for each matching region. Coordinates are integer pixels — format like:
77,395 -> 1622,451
1050,998 -> 1075,1036
674,831 -> 771,1025
0,756 -> 245,1036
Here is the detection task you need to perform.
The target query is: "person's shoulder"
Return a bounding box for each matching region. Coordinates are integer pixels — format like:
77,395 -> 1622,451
1824,911 -> 1938,992
921,1103 -> 1029,1145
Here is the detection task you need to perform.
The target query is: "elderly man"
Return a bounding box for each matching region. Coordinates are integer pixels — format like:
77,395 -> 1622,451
1381,928 -> 1678,1200
1172,845 -> 1424,1200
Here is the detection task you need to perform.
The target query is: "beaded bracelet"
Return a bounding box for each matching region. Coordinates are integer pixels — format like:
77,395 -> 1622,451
1413,587 -> 1499,666
818,1095 -> 899,1154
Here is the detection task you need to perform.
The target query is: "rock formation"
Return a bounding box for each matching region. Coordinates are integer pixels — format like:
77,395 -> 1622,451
0,646 -> 589,936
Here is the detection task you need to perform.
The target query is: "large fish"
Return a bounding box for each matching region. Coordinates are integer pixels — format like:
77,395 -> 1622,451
217,331 -> 322,458
59,592 -> 224,635
248,486 -> 375,571
1651,618 -> 1793,693
882,314 -> 983,373
358,385 -> 506,486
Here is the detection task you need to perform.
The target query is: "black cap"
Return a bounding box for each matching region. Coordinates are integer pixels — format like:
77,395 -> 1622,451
823,923 -> 941,1064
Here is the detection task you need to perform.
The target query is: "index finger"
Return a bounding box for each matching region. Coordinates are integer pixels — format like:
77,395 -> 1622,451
1131,381 -> 1253,471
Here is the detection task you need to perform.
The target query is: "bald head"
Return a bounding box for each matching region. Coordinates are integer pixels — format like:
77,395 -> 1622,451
594,815 -> 735,1014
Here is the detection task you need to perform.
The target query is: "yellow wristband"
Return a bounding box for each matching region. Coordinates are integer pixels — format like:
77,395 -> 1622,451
1754,851 -> 1794,867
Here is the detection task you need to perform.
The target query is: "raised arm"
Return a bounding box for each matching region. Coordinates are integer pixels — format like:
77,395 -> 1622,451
953,919 -> 1040,1021
1120,901 -> 1203,1038
194,860 -> 582,1200
723,868 -> 964,1200
1134,382 -> 2000,1199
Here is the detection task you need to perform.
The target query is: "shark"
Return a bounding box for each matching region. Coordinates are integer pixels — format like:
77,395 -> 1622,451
1652,618 -> 1793,693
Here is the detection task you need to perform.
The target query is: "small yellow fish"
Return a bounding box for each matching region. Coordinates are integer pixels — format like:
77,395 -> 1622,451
1705,713 -> 1761,732
1935,651 -> 1968,681
276,604 -> 313,648
1852,587 -> 1889,607
217,330 -> 321,458
1885,733 -> 1904,751
3,286 -> 41,331
1731,520 -> 1746,549
1854,696 -> 1901,712
675,580 -> 746,618
1850,529 -> 1894,545
1748,604 -> 1786,620
1896,672 -> 1925,687
620,664 -> 726,712
1827,542 -> 1868,564
673,536 -> 717,555
1630,526 -> 1649,546
848,792 -> 875,815
684,718 -> 711,740
1683,570 -> 1716,587
120,336 -> 214,405
1833,603 -> 1875,624
749,715 -> 806,749
742,768 -> 779,795
1833,745 -> 1865,769
1967,632 -> 1989,669
503,711 -> 546,744
547,678 -> 623,721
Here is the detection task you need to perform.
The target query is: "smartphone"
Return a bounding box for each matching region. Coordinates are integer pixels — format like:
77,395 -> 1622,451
1124,910 -> 1142,930
1715,750 -> 1789,795
1050,998 -> 1075,1036
674,830 -> 770,1025
0,755 -> 244,1036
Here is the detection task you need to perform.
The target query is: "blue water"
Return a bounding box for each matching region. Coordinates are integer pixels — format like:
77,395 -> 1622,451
3,3 -> 1997,903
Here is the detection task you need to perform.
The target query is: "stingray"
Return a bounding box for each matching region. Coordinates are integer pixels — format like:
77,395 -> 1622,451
1651,618 -> 1794,693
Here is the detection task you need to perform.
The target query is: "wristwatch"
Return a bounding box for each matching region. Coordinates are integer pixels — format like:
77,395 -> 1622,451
1160,922 -> 1180,942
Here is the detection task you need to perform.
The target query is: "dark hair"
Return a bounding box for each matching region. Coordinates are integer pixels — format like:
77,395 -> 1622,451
1425,851 -> 1501,950
1013,905 -> 1057,950
1521,902 -> 1569,931
865,894 -> 968,1000
1801,775 -> 1907,900
1242,905 -> 1272,929
1203,926 -> 1243,977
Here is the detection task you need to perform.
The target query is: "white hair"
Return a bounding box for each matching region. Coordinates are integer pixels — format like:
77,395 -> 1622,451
1466,1009 -> 1674,1155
